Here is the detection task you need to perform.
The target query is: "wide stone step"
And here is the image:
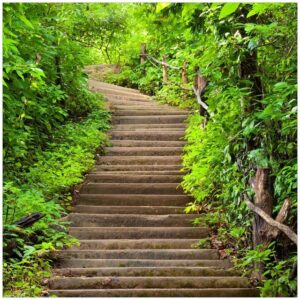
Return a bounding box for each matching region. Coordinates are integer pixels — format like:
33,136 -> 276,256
58,249 -> 219,260
98,156 -> 181,165
94,87 -> 151,99
80,183 -> 183,194
89,80 -> 143,95
94,164 -> 182,172
49,276 -> 249,290
89,170 -> 183,176
49,288 -> 259,297
112,105 -> 182,112
86,174 -> 182,183
110,131 -> 184,140
114,115 -> 188,124
72,205 -> 186,215
69,239 -> 200,250
108,99 -> 158,106
69,227 -> 209,239
77,194 -> 190,206
68,213 -> 198,227
54,266 -> 238,277
113,124 -> 185,130
57,258 -> 232,268
111,140 -> 186,148
114,110 -> 188,116
105,147 -> 183,156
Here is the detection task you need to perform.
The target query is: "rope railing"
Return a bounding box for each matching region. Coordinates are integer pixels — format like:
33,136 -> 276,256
140,43 -> 209,119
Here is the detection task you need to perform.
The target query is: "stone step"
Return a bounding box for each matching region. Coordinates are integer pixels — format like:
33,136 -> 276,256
112,105 -> 181,111
77,194 -> 190,206
113,123 -> 185,130
85,174 -> 182,183
110,127 -> 184,132
110,131 -> 184,140
94,87 -> 151,99
69,239 -> 199,250
106,94 -> 151,101
93,164 -> 183,172
54,266 -> 238,277
111,140 -> 186,147
108,100 -> 169,107
114,110 -> 188,116
89,80 -> 142,95
68,213 -> 199,227
89,170 -> 183,176
98,156 -> 181,165
80,183 -> 183,194
57,258 -> 232,268
49,276 -> 249,290
58,249 -> 219,260
114,115 -> 188,124
49,288 -> 259,297
72,205 -> 186,215
105,147 -> 183,156
69,227 -> 209,239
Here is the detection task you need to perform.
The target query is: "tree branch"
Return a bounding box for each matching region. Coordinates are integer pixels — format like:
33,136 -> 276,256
244,196 -> 297,245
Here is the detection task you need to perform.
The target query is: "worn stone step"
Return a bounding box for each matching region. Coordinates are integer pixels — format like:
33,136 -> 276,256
98,156 -> 181,165
89,170 -> 183,176
68,213 -> 199,227
80,183 -> 183,194
69,227 -> 209,239
69,239 -> 199,250
77,194 -> 190,206
93,164 -> 183,172
89,80 -> 142,95
72,205 -> 186,215
57,258 -> 232,268
49,276 -> 249,290
110,131 -> 184,140
111,140 -> 186,147
49,288 -> 259,297
114,115 -> 188,124
112,105 -> 182,111
54,266 -> 238,277
85,174 -> 182,183
113,123 -> 185,130
105,147 -> 182,156
94,87 -> 151,99
114,110 -> 188,116
58,249 -> 219,260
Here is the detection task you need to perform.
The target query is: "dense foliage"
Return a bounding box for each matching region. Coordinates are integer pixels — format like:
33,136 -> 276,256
3,2 -> 297,297
3,3 -> 112,296
101,3 -> 297,297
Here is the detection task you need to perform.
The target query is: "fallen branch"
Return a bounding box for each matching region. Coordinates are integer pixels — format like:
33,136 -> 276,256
244,196 -> 297,245
192,86 -> 209,113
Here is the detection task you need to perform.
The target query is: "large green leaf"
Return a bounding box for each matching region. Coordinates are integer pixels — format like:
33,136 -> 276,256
219,3 -> 240,19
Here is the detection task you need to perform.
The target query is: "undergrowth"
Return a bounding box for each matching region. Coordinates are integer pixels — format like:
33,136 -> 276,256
3,99 -> 110,297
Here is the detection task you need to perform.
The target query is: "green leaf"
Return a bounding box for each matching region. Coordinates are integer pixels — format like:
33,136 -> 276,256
156,2 -> 171,13
219,3 -> 239,20
19,15 -> 34,29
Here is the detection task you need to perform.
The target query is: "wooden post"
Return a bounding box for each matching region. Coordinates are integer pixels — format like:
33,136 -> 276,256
181,60 -> 188,84
194,66 -> 205,117
162,55 -> 168,83
140,43 -> 146,64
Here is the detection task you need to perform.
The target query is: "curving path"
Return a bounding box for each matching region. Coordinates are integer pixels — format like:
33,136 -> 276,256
49,79 -> 258,297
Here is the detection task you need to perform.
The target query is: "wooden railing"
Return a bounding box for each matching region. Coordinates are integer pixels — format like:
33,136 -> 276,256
140,43 -> 209,119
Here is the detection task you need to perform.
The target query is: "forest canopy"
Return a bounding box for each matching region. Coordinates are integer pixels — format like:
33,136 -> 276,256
3,2 -> 297,297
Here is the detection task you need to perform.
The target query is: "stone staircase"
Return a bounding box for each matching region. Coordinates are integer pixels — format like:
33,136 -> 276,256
49,80 -> 259,297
